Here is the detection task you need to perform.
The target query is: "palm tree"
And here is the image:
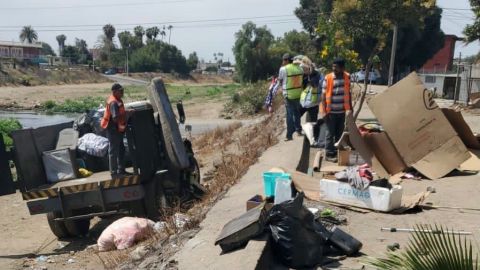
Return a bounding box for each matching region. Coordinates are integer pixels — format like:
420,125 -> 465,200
102,24 -> 116,43
102,24 -> 116,53
167,25 -> 173,44
19,26 -> 38,44
146,26 -> 160,41
160,25 -> 166,41
133,26 -> 144,39
56,34 -> 67,55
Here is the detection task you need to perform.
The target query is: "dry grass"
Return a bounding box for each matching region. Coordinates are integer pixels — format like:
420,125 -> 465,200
109,110 -> 285,269
193,121 -> 243,153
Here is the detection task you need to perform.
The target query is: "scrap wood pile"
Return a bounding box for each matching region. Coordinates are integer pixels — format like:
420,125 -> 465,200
214,72 -> 480,269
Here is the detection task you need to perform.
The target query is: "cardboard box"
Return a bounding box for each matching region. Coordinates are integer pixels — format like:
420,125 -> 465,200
367,72 -> 470,179
320,179 -> 403,212
338,149 -> 366,166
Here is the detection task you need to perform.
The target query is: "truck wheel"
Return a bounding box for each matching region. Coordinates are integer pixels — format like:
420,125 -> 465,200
143,177 -> 168,220
190,157 -> 200,185
64,219 -> 90,237
189,157 -> 205,199
46,212 -> 69,239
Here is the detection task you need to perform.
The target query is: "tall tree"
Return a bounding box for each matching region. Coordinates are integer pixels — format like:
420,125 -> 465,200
464,0 -> 480,43
167,25 -> 173,43
146,27 -> 160,41
75,38 -> 91,64
19,26 -> 38,44
133,26 -> 145,42
187,51 -> 199,71
56,34 -> 67,55
102,24 -> 116,53
40,42 -> 56,56
329,0 -> 437,118
160,26 -> 167,41
117,31 -> 133,49
103,24 -> 116,43
233,22 -> 275,82
295,0 -> 333,36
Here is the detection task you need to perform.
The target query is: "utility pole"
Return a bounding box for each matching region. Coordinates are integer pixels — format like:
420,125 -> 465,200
388,24 -> 398,86
467,63 -> 473,105
454,52 -> 462,104
126,44 -> 130,76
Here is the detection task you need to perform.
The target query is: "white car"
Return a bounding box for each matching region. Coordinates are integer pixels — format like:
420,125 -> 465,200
352,69 -> 380,84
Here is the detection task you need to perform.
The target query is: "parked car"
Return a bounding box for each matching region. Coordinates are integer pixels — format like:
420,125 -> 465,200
104,68 -> 117,75
352,68 -> 381,84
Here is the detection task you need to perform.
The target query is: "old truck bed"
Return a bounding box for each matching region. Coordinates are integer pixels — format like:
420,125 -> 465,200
22,171 -> 139,200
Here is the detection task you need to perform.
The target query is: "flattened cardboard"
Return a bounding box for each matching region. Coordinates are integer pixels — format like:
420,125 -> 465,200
345,113 -> 390,178
441,108 -> 480,150
363,132 -> 407,175
289,170 -> 321,201
367,72 -> 470,179
459,150 -> 480,171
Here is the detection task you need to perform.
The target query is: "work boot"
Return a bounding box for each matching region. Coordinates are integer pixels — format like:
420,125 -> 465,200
325,156 -> 338,163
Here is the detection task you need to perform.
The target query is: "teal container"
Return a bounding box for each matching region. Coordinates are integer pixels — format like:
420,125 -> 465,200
262,172 -> 291,197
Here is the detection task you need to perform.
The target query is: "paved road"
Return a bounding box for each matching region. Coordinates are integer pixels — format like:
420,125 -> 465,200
103,74 -> 148,85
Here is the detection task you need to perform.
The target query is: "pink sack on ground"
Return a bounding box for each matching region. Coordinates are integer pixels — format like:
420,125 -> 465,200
97,217 -> 155,251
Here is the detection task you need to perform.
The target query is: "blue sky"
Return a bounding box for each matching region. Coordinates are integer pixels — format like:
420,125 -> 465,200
0,0 -> 477,63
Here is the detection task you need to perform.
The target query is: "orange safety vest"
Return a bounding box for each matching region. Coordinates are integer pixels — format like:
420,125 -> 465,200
100,95 -> 126,132
321,72 -> 351,114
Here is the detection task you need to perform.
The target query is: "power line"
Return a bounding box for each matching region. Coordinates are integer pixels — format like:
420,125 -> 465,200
0,14 -> 297,29
0,19 -> 300,33
1,0 -> 199,10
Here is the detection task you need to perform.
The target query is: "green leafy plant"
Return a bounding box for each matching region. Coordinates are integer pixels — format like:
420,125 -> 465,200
0,118 -> 22,147
42,97 -> 104,113
364,224 -> 479,270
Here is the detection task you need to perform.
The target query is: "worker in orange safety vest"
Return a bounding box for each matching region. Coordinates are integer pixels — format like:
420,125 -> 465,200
101,83 -> 133,178
320,58 -> 352,163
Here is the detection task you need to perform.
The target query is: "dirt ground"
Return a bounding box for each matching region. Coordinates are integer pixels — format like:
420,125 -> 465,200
0,83 -> 113,109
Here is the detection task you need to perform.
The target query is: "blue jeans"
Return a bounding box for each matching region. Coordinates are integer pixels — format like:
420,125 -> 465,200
285,98 -> 302,139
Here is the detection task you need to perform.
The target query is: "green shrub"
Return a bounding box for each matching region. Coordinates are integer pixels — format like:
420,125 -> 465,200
223,82 -> 268,116
0,118 -> 22,147
42,96 -> 104,113
42,100 -> 56,110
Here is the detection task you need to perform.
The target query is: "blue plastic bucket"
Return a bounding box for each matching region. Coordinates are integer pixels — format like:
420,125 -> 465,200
262,172 -> 291,197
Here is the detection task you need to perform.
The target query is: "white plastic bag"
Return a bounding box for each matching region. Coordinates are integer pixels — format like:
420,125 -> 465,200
274,179 -> 292,204
77,133 -> 109,157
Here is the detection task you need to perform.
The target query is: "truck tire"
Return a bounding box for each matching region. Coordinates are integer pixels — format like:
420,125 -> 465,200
148,78 -> 190,169
143,176 -> 168,220
46,212 -> 69,239
64,219 -> 90,237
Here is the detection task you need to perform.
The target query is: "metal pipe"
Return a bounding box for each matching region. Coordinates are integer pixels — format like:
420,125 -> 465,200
381,227 -> 472,235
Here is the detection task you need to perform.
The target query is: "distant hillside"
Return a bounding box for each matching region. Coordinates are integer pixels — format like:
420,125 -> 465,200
0,66 -> 110,87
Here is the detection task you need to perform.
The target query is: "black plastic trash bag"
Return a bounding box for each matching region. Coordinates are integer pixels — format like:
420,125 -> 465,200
266,193 -> 330,269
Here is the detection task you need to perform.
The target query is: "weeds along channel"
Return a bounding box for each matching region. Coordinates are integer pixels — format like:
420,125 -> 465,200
101,109 -> 285,269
